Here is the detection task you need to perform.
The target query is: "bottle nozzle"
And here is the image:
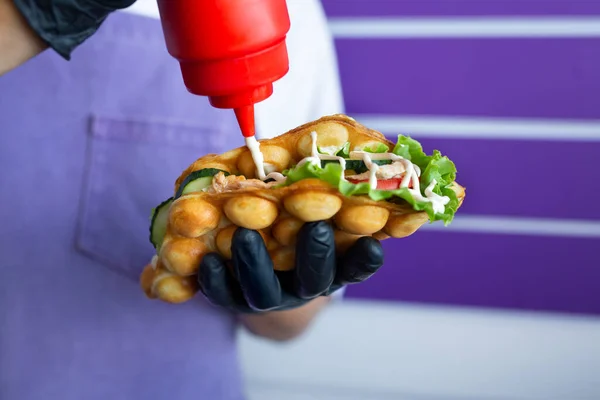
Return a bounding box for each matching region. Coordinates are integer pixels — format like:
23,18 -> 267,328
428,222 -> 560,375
234,105 -> 256,138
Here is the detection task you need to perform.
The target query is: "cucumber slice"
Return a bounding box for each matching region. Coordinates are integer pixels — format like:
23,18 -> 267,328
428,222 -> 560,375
179,176 -> 212,196
321,159 -> 392,174
149,197 -> 173,250
175,168 -> 229,199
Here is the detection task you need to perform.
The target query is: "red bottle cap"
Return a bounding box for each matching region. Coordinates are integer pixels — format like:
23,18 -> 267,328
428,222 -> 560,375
157,0 -> 291,137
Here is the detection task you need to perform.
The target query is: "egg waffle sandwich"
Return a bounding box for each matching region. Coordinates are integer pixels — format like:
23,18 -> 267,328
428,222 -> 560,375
140,114 -> 466,303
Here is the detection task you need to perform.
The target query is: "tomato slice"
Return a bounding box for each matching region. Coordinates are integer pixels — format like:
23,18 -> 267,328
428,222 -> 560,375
347,177 -> 407,190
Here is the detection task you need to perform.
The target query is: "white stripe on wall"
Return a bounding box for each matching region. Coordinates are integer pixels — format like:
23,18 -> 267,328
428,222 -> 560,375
121,9 -> 600,39
240,300 -> 600,400
329,17 -> 600,38
353,114 -> 600,142
425,215 -> 600,239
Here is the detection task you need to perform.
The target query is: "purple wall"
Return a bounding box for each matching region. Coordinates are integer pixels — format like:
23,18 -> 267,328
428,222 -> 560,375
336,38 -> 600,120
322,0 -> 600,315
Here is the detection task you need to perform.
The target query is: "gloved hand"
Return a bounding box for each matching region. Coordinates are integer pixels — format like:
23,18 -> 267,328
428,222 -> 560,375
13,0 -> 137,59
197,221 -> 384,313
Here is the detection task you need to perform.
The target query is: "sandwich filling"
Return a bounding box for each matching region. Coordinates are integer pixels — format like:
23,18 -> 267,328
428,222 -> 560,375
149,129 -> 460,251
244,131 -> 459,224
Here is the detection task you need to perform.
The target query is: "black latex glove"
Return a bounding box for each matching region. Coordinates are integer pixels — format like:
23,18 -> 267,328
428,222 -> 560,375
197,221 -> 384,313
13,0 -> 137,59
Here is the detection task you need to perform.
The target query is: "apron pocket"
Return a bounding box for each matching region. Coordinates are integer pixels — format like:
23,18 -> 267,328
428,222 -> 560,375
76,115 -> 228,281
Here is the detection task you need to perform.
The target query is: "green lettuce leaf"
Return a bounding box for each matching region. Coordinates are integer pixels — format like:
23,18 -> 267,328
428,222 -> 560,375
362,143 -> 389,153
317,142 -> 351,156
336,142 -> 351,158
282,135 -> 460,225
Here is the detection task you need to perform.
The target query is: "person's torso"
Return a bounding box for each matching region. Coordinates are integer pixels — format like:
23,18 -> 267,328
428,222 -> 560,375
0,11 -> 245,400
0,1 -> 342,398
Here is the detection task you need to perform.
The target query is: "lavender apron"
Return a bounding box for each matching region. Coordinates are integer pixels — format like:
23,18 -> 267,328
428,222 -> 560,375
0,12 -> 247,400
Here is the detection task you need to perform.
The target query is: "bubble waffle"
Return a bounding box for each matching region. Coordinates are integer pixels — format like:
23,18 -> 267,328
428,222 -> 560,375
140,114 -> 466,304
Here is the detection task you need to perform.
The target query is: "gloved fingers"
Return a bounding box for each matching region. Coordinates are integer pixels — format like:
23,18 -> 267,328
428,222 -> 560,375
271,270 -> 319,309
13,0 -> 137,60
231,228 -> 282,311
197,253 -> 250,311
293,221 -> 336,299
335,237 -> 384,285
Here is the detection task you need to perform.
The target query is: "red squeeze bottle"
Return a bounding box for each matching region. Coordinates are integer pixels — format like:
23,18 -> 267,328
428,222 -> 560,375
156,0 -> 291,138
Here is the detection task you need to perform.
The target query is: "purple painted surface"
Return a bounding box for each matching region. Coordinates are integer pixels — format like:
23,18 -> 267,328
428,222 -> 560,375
346,231 -> 600,315
322,0 -> 600,315
322,0 -> 600,17
374,136 -> 599,220
335,38 -> 600,119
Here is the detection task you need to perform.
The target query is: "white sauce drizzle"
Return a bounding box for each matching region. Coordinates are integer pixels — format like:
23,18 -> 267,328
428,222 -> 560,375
350,150 -> 449,213
244,131 -> 449,214
319,145 -> 343,155
244,136 -> 286,183
358,152 -> 379,189
297,131 -> 346,176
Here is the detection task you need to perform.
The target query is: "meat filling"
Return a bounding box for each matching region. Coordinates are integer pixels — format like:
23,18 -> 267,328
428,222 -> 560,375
208,172 -> 277,194
345,161 -> 406,181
